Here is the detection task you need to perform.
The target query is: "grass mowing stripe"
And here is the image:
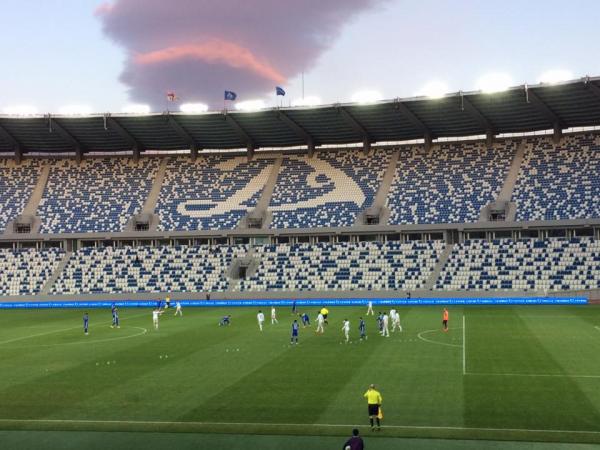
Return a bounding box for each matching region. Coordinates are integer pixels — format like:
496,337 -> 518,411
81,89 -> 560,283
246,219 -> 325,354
462,314 -> 466,375
463,308 -> 600,434
2,307 -> 600,445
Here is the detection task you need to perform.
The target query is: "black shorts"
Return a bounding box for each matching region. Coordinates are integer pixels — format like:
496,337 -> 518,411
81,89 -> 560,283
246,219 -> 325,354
368,404 -> 379,416
443,319 -> 448,326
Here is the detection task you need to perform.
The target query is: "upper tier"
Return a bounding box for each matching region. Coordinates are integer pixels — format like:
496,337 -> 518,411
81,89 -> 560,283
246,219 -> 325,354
0,133 -> 598,234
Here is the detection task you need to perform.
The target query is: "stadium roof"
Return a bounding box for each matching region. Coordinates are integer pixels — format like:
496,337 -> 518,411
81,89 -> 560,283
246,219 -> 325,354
2,77 -> 600,156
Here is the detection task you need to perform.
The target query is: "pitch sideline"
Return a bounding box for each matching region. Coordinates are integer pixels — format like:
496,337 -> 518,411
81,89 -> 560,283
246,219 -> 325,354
0,418 -> 599,437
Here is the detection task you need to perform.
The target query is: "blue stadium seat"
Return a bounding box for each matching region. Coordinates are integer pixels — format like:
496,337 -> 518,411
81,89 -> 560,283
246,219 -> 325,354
38,158 -> 159,233
513,134 -> 600,221
269,149 -> 392,228
387,141 -> 516,224
157,155 -> 274,231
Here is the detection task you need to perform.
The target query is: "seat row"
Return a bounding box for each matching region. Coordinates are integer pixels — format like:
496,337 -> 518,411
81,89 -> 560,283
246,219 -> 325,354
0,238 -> 599,296
0,135 -> 599,233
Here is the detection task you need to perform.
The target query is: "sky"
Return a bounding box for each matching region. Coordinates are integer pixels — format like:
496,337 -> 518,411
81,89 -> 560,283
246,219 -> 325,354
1,0 -> 600,113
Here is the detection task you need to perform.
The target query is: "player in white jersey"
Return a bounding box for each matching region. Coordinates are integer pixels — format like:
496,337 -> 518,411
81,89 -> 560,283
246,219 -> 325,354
271,307 -> 278,324
152,308 -> 163,330
316,312 -> 325,334
174,301 -> 182,317
389,309 -> 397,332
257,310 -> 265,331
391,309 -> 402,332
366,301 -> 374,316
341,319 -> 351,343
381,313 -> 390,337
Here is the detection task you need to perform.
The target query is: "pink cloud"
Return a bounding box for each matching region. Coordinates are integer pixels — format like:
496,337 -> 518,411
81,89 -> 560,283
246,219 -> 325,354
94,2 -> 114,16
98,0 -> 386,107
135,40 -> 286,84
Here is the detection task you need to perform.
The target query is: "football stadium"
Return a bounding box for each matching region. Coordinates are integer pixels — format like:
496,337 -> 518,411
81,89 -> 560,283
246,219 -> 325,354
2,2 -> 600,450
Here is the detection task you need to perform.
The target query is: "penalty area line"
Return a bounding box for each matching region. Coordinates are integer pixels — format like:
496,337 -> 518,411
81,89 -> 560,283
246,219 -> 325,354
0,418 -> 599,436
465,371 -> 600,379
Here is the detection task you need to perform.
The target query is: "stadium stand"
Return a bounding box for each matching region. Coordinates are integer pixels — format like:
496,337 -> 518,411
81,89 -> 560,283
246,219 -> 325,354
7,237 -> 600,296
52,244 -> 247,294
513,134 -> 600,221
0,248 -> 64,295
37,158 -> 159,233
0,132 -> 599,300
0,159 -> 42,232
436,237 -> 600,291
387,141 -> 516,224
156,155 -> 274,231
237,241 -> 444,292
269,150 -> 392,228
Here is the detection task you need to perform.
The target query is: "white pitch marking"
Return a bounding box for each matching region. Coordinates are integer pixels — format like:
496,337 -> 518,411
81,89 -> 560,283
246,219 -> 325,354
466,371 -> 600,379
417,328 -> 462,348
0,418 -> 599,436
6,327 -> 148,348
0,326 -> 81,345
0,312 -> 148,346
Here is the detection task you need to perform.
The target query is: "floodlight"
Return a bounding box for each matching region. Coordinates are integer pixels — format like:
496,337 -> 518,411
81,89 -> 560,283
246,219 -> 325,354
2,105 -> 39,116
476,73 -> 513,94
235,100 -> 266,111
180,103 -> 209,113
537,69 -> 573,85
291,96 -> 322,107
122,104 -> 151,114
58,105 -> 93,116
351,90 -> 383,104
416,81 -> 449,99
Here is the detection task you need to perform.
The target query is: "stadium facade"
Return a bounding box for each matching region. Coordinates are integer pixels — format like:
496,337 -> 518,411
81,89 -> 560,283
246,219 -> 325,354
0,78 -> 599,302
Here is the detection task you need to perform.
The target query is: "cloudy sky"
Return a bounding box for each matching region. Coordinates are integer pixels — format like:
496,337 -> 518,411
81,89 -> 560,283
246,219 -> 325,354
2,0 -> 599,112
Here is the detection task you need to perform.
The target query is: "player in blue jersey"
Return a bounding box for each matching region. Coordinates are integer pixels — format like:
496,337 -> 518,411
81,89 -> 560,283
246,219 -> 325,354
301,312 -> 310,327
219,315 -> 231,326
83,312 -> 89,335
111,304 -> 120,328
291,300 -> 297,315
291,319 -> 300,344
359,317 -> 367,340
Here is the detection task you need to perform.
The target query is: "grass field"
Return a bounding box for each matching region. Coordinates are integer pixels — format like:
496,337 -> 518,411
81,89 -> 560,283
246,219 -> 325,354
1,305 -> 600,449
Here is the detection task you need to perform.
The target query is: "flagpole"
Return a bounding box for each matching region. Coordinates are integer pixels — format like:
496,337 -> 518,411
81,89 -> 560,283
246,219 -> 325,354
302,71 -> 305,100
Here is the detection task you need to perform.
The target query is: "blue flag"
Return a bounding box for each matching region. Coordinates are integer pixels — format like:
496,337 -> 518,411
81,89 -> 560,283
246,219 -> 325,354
224,90 -> 237,101
276,86 -> 286,96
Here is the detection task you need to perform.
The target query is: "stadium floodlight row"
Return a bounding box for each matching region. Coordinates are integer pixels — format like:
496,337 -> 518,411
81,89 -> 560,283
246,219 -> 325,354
0,76 -> 600,156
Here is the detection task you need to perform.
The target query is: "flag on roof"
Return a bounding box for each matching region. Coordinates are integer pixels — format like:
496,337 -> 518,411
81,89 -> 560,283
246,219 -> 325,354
276,86 -> 286,96
166,91 -> 178,102
224,90 -> 237,101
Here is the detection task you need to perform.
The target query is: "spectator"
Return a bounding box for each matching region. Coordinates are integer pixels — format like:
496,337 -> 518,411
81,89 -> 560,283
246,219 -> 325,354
343,428 -> 364,450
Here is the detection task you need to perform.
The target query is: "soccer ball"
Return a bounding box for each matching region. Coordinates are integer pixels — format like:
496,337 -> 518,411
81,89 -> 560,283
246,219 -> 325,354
345,446 -> 351,450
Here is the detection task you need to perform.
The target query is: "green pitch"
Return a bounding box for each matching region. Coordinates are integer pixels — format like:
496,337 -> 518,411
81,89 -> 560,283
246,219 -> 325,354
0,305 -> 600,449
